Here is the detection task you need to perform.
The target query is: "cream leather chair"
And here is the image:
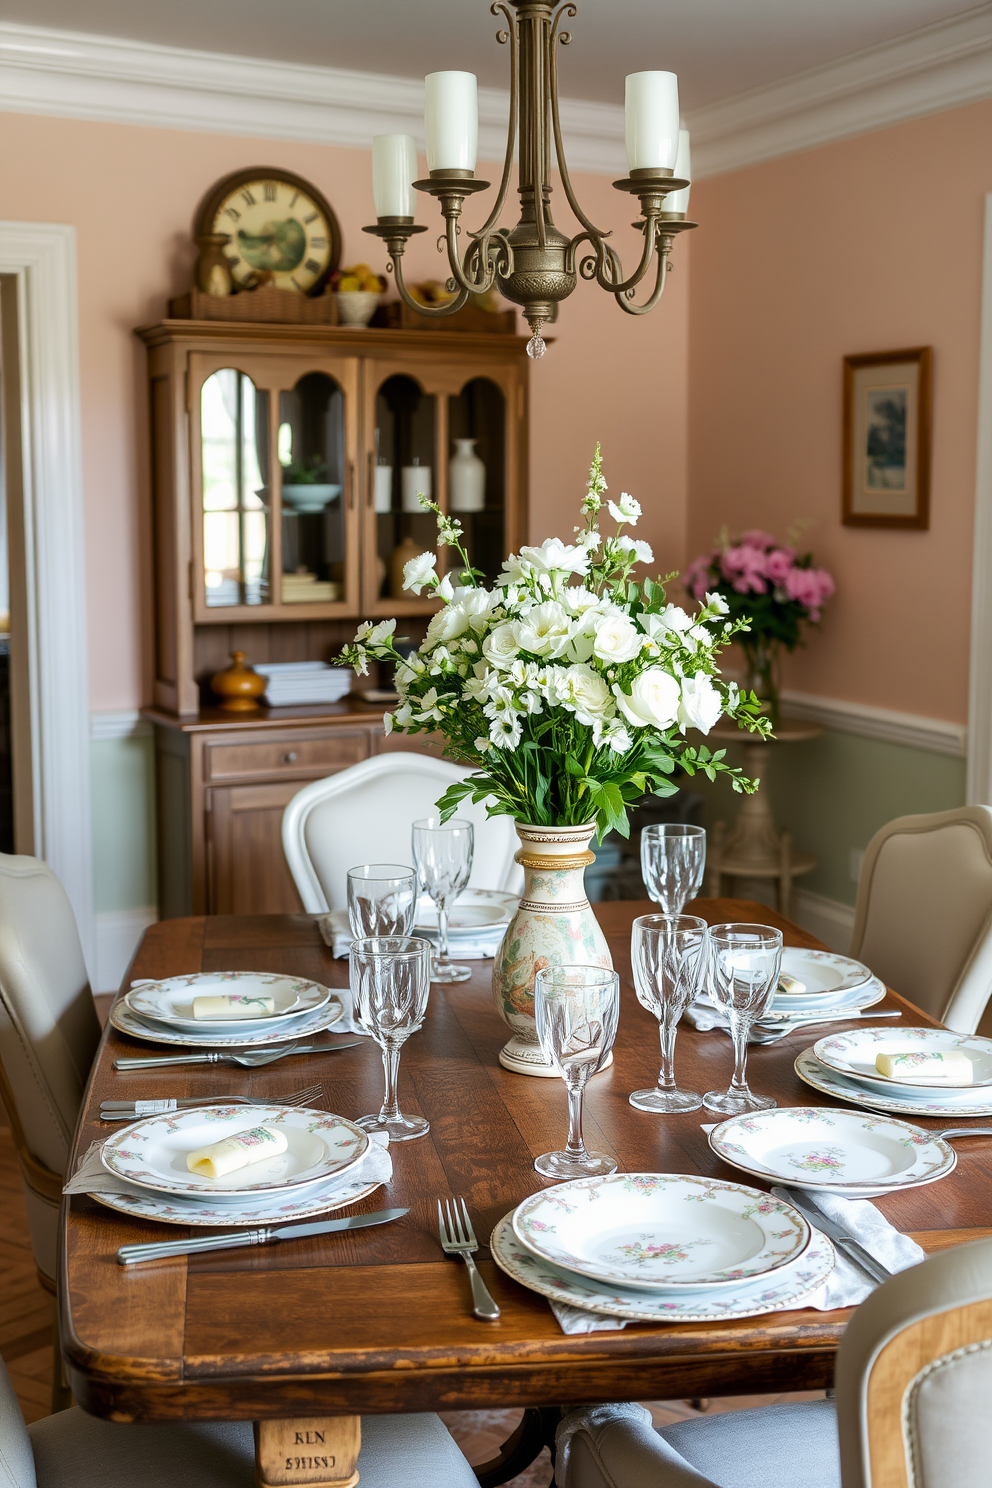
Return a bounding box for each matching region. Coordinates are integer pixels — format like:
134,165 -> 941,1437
282,751 -> 523,913
0,1351 -> 478,1488
848,806 -> 992,1033
0,854 -> 100,1292
556,1234 -> 992,1488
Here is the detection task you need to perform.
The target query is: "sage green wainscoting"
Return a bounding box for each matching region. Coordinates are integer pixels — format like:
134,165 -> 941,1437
90,725 -> 158,991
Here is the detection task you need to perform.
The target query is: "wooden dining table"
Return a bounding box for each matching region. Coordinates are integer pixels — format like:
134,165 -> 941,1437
61,899 -> 992,1488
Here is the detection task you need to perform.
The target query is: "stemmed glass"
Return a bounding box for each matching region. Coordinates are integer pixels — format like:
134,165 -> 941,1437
629,914 -> 707,1113
640,824 -> 706,912
411,817 -> 474,983
533,965 -> 620,1179
703,923 -> 783,1115
350,935 -> 432,1141
347,864 -> 417,939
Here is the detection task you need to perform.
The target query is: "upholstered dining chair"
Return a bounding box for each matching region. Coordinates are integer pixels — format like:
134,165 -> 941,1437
556,1233 -> 992,1488
282,751 -> 524,913
0,1352 -> 479,1488
847,805 -> 992,1034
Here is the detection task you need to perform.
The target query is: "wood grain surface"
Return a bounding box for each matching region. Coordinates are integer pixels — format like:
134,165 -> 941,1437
61,900 -> 992,1422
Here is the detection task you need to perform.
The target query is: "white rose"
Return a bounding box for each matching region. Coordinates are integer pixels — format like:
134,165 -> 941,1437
517,538 -> 591,577
454,588 -> 498,631
514,600 -> 572,658
640,605 -> 694,644
608,492 -> 641,524
615,536 -> 654,565
556,664 -> 613,725
561,586 -> 602,615
613,668 -> 681,730
483,622 -> 521,669
678,674 -> 723,735
592,614 -> 642,664
424,605 -> 470,650
402,551 -> 437,594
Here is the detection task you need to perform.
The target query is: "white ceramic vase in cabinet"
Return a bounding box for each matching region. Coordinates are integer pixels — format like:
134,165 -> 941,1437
448,438 -> 486,512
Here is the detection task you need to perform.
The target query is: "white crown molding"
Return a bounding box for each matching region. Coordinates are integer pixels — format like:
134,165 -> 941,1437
0,20 -> 626,175
690,4 -> 992,178
782,690 -> 967,759
90,709 -> 153,742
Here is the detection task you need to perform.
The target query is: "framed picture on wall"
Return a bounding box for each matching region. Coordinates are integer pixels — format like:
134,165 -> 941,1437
842,346 -> 932,529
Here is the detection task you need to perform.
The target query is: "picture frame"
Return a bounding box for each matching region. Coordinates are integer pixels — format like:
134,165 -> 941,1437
842,346 -> 932,530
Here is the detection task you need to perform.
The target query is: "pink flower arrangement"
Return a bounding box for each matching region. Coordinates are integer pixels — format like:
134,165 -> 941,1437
685,531 -> 834,624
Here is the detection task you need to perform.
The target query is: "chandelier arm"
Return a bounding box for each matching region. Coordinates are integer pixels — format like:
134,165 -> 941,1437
613,240 -> 670,316
390,250 -> 471,317
548,5 -> 609,240
596,215 -> 660,295
442,223 -> 500,296
472,3 -> 520,239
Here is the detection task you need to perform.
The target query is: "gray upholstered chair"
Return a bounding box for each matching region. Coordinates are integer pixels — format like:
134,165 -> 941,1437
556,1233 -> 992,1488
848,805 -> 992,1034
0,1350 -> 479,1488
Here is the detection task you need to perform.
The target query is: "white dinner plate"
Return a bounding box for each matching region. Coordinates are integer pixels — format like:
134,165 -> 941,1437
813,1027 -> 992,1095
89,1174 -> 384,1227
511,1173 -> 810,1292
795,1049 -> 992,1118
491,1214 -> 835,1323
109,995 -> 343,1048
774,949 -> 872,1000
414,889 -> 518,938
126,972 -> 331,1031
100,1103 -> 368,1201
708,1106 -> 956,1195
764,975 -> 886,1022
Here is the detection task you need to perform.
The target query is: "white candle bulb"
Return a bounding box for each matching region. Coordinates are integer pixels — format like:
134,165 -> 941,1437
665,128 -> 691,214
625,71 -> 680,172
372,134 -> 418,218
425,71 -> 478,172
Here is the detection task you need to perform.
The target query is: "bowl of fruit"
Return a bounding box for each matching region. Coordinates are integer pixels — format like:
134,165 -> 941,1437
332,264 -> 387,327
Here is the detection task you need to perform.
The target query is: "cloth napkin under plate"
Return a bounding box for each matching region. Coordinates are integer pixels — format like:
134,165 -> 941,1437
64,1127 -> 391,1200
318,910 -> 505,962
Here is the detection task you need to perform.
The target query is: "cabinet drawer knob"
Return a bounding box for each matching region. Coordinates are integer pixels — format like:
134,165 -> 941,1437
283,750 -> 298,764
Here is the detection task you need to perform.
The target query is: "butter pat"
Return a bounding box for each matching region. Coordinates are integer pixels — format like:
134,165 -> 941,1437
875,1048 -> 974,1085
777,974 -> 806,996
192,994 -> 276,1020
186,1124 -> 288,1178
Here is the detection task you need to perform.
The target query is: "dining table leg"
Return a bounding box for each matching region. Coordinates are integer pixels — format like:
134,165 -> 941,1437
254,1416 -> 361,1488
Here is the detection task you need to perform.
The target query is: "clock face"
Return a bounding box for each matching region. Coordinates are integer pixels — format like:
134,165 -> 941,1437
209,175 -> 335,294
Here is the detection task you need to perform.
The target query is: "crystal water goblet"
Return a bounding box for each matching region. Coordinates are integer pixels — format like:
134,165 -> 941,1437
411,817 -> 474,983
629,914 -> 707,1113
533,965 -> 620,1179
703,923 -> 783,1115
640,824 -> 706,912
347,864 -> 417,941
349,935 -> 432,1141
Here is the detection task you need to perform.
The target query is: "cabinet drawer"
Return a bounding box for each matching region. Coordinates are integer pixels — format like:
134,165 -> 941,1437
204,731 -> 369,782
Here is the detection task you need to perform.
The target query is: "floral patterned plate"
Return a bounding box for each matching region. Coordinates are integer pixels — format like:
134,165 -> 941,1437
89,1175 -> 384,1227
813,1027 -> 992,1095
414,889 -> 519,938
795,1049 -> 992,1118
764,975 -> 886,1022
109,995 -> 343,1048
510,1173 -> 810,1292
491,1213 -> 835,1322
773,949 -> 872,1000
100,1104 -> 368,1201
708,1107 -> 956,1195
126,972 -> 331,1030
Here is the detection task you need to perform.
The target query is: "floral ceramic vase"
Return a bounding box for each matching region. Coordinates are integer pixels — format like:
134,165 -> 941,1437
493,822 -> 613,1076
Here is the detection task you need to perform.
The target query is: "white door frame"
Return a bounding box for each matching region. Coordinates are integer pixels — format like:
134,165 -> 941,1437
0,222 -> 93,968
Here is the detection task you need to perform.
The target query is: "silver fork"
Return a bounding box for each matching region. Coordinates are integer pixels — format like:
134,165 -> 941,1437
100,1083 -> 323,1120
437,1198 -> 501,1321
112,1042 -> 354,1070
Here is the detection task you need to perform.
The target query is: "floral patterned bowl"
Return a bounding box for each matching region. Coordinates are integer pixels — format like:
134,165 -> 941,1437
813,1028 -> 992,1095
510,1173 -> 810,1292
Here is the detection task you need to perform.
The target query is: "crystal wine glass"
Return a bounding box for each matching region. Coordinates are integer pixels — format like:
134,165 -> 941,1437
640,824 -> 706,912
533,965 -> 620,1179
347,864 -> 417,940
349,935 -> 432,1141
703,923 -> 783,1115
629,914 -> 707,1113
411,817 -> 474,983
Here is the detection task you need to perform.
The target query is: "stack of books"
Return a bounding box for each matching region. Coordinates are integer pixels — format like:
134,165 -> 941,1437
254,662 -> 352,707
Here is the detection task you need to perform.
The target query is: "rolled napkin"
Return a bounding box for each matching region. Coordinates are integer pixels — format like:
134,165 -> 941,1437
186,1124 -> 288,1178
193,994 -> 276,1020
875,1048 -> 973,1085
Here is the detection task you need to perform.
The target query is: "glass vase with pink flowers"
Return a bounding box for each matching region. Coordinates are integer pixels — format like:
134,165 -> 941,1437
684,530 -> 834,723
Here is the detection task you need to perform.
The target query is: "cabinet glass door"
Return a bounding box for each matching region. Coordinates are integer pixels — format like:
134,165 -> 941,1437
448,378 -> 507,584
373,374 -> 437,602
278,372 -> 347,605
201,369 -> 270,607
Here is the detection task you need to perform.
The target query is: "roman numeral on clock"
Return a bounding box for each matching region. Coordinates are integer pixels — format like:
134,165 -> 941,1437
310,237 -> 327,249
240,188 -> 256,206
303,212 -> 319,225
305,259 -> 321,275
223,207 -> 240,221
263,182 -> 277,201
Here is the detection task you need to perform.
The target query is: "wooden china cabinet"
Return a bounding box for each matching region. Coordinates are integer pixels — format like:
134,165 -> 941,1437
138,317 -> 529,918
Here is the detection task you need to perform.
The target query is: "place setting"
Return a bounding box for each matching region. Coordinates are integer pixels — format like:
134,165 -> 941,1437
794,1025 -> 992,1118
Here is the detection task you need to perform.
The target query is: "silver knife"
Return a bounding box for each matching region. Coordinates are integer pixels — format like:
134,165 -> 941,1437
112,1045 -> 328,1071
780,1188 -> 892,1286
116,1206 -> 408,1266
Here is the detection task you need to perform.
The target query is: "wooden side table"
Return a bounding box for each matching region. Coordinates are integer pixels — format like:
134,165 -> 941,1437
705,718 -> 823,917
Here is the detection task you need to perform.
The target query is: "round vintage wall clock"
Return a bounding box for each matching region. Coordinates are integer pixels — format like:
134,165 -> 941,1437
194,168 -> 342,295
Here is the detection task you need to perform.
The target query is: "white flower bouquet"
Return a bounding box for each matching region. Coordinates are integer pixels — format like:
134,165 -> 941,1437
342,446 -> 769,840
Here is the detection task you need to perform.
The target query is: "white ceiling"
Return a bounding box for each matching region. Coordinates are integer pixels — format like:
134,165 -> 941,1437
0,0 -> 983,108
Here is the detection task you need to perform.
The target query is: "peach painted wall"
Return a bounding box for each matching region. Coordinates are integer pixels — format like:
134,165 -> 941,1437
0,111 -> 688,712
688,100 -> 992,725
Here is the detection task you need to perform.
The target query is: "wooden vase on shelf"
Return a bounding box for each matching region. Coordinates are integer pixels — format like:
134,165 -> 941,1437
211,651 -> 266,711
